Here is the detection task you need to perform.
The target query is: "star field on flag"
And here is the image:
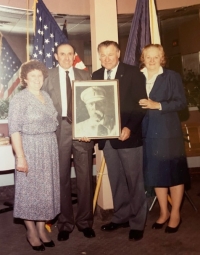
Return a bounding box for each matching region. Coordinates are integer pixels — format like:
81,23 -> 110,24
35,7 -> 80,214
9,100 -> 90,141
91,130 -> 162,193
32,0 -> 68,69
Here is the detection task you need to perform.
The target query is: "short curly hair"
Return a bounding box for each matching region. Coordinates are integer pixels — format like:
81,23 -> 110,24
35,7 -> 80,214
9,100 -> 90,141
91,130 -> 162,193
19,60 -> 48,87
140,44 -> 166,68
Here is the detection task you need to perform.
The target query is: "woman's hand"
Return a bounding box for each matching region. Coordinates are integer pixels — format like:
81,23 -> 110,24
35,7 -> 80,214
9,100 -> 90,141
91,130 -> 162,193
11,132 -> 28,174
139,98 -> 161,110
16,157 -> 28,174
118,127 -> 131,141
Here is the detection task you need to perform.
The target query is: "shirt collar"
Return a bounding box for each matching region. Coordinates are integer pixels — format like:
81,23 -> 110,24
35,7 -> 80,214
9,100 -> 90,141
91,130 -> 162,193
105,62 -> 119,73
58,65 -> 73,74
141,66 -> 163,81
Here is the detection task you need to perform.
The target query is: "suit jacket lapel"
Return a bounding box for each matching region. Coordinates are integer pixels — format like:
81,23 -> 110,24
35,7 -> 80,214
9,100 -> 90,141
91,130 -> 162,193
115,62 -> 125,81
50,67 -> 62,115
115,62 -> 126,96
73,67 -> 82,80
96,68 -> 104,79
149,71 -> 166,99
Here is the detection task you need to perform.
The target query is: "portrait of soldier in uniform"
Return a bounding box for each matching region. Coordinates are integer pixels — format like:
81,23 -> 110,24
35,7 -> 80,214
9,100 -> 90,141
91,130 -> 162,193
75,86 -> 119,138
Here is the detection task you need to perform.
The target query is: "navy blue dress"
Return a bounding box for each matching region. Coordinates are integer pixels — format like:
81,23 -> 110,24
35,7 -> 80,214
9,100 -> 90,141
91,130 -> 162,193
142,69 -> 189,187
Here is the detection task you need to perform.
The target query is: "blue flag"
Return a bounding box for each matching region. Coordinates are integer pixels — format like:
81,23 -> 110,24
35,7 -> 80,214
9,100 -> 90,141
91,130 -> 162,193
32,0 -> 68,68
123,0 -> 150,67
0,36 -> 21,99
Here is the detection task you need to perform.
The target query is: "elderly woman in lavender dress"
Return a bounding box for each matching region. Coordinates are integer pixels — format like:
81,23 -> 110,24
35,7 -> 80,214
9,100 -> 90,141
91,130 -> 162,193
8,60 -> 60,251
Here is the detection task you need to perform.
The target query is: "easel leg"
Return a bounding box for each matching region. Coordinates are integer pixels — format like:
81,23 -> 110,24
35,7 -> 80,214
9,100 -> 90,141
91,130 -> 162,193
148,191 -> 198,212
149,196 -> 157,211
184,191 -> 198,212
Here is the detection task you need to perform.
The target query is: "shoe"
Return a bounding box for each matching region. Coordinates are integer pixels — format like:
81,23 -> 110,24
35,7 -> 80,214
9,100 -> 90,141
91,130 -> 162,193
32,244 -> 45,251
42,240 -> 55,247
79,228 -> 96,238
27,239 -> 45,251
57,231 -> 70,241
152,218 -> 169,229
129,229 -> 144,241
165,219 -> 182,233
101,222 -> 129,231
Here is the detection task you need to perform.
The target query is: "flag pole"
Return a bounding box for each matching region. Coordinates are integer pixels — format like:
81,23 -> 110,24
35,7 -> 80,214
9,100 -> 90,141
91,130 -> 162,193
0,32 -> 2,57
149,0 -> 161,44
33,0 -> 38,35
26,0 -> 30,61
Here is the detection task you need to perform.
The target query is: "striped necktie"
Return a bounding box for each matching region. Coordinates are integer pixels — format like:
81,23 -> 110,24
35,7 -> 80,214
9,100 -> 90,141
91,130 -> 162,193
107,70 -> 112,80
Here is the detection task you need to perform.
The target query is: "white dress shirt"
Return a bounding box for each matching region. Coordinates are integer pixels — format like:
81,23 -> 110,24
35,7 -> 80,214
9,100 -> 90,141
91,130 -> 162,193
141,66 -> 163,97
58,65 -> 75,117
103,63 -> 119,80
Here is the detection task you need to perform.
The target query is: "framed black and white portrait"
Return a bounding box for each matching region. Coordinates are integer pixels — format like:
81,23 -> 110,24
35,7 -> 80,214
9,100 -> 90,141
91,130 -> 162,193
72,80 -> 121,139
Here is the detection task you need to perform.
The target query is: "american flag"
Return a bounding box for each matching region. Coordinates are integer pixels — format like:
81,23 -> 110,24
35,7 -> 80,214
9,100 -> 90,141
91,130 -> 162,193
32,0 -> 86,69
0,36 -> 21,99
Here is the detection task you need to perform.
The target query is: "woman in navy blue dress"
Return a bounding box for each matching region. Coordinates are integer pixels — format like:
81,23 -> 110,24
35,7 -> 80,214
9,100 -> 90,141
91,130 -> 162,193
139,44 -> 188,233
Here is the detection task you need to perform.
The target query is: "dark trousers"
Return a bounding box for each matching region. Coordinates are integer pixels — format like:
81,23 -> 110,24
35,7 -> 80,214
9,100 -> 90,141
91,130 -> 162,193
57,120 -> 94,232
103,141 -> 147,230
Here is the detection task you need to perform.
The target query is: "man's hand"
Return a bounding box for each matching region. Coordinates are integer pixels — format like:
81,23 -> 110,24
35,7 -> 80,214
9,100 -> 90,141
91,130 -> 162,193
118,127 -> 131,141
79,137 -> 91,142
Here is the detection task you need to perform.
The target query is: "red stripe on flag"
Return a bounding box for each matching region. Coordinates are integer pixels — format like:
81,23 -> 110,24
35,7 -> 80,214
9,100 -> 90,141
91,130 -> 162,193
8,78 -> 20,98
0,86 -> 4,99
73,54 -> 87,70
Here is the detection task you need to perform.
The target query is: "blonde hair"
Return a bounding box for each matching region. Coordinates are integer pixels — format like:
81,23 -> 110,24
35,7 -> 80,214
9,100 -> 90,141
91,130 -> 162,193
140,44 -> 166,68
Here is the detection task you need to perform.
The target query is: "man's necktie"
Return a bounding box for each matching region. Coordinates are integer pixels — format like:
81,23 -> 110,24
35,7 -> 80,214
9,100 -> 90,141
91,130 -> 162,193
107,70 -> 112,80
66,71 -> 72,124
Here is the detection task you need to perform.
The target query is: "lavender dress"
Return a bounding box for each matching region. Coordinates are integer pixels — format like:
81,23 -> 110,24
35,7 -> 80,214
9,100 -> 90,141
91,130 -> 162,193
8,89 -> 60,220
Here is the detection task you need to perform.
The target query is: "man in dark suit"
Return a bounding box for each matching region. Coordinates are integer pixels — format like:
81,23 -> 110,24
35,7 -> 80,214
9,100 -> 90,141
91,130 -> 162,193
43,43 -> 95,241
92,40 -> 147,241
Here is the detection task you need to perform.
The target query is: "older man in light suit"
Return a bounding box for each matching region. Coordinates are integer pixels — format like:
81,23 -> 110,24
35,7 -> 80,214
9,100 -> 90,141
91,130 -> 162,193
43,43 -> 95,241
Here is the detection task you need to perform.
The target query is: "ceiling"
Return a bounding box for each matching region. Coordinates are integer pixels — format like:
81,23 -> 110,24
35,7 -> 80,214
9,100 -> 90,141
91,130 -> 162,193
0,4 -> 200,40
